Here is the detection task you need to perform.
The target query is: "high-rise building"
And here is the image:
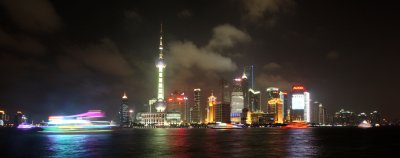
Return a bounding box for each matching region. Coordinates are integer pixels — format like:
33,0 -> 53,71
190,88 -> 201,123
215,102 -> 231,123
311,101 -> 320,124
244,65 -> 255,89
13,111 -> 23,127
241,72 -> 249,110
155,24 -> 167,112
266,87 -> 280,114
291,85 -> 311,122
310,101 -> 327,125
318,104 -> 326,125
167,91 -> 188,122
304,92 -> 311,122
231,78 -> 244,124
280,91 -> 290,123
220,79 -> 231,104
119,93 -> 130,127
248,89 -> 261,112
207,92 -> 216,123
266,87 -> 284,123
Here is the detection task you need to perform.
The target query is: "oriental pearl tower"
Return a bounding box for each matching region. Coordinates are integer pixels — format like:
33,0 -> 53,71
155,24 -> 166,112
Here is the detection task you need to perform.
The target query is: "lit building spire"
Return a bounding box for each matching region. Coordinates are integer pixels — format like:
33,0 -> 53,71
155,23 -> 166,111
207,91 -> 216,123
159,23 -> 163,59
242,71 -> 247,79
122,92 -> 128,99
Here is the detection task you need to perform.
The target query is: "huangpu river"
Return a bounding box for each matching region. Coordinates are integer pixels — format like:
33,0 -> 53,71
1,127 -> 399,157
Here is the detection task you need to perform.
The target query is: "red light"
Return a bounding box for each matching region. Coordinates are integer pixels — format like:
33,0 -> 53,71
292,86 -> 304,90
168,98 -> 173,102
177,97 -> 183,101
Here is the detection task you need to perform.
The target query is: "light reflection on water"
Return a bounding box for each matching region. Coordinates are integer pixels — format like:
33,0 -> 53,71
2,127 -> 399,157
43,134 -> 111,157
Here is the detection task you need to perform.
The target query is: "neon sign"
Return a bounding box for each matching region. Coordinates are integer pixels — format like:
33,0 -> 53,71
292,86 -> 304,90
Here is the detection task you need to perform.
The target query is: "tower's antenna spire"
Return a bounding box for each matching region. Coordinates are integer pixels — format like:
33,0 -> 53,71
159,23 -> 163,59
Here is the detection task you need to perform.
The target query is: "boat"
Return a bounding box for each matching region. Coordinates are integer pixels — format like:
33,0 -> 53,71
282,121 -> 309,129
358,120 -> 372,128
40,110 -> 115,133
209,122 -> 244,129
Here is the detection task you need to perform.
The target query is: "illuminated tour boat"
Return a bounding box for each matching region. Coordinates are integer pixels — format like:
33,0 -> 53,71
41,110 -> 115,133
209,122 -> 244,129
358,120 -> 372,128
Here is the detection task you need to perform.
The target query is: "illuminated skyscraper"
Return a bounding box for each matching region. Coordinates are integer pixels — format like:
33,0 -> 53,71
291,85 -> 311,122
248,89 -> 261,112
311,101 -> 320,124
280,91 -> 290,123
119,92 -> 130,127
266,87 -> 283,123
241,72 -> 249,109
167,91 -> 188,122
191,88 -> 201,123
266,87 -> 280,113
318,103 -> 326,125
244,65 -> 255,89
207,92 -> 216,123
231,78 -> 244,123
155,24 -> 166,112
220,79 -> 231,104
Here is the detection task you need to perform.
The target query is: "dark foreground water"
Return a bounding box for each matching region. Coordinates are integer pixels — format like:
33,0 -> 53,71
1,127 -> 400,157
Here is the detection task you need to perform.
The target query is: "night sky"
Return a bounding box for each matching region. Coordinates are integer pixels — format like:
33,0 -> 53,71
0,0 -> 399,121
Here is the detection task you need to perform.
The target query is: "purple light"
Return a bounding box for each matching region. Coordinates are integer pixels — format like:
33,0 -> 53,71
66,110 -> 104,118
17,124 -> 35,129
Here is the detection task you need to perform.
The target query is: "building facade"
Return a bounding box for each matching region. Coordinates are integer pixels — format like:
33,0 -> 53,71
190,88 -> 201,123
137,112 -> 166,126
207,93 -> 216,123
291,85 -> 311,122
248,89 -> 261,112
119,93 -> 130,127
231,78 -> 244,124
215,102 -> 231,123
266,87 -> 284,123
167,91 -> 188,123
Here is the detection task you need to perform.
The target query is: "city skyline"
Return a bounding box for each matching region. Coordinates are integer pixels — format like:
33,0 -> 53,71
0,0 -> 399,122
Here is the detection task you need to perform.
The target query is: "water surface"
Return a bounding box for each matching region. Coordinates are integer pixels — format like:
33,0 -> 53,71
1,127 -> 399,157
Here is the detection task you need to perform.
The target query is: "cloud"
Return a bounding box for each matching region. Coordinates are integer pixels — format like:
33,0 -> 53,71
257,62 -> 291,90
168,24 -> 250,72
256,73 -> 291,90
1,0 -> 62,33
177,9 -> 192,19
242,0 -> 294,25
124,10 -> 142,22
326,51 -> 339,60
206,24 -> 251,50
166,24 -> 250,91
0,28 -> 46,55
263,62 -> 281,71
64,38 -> 133,77
169,41 -> 237,72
